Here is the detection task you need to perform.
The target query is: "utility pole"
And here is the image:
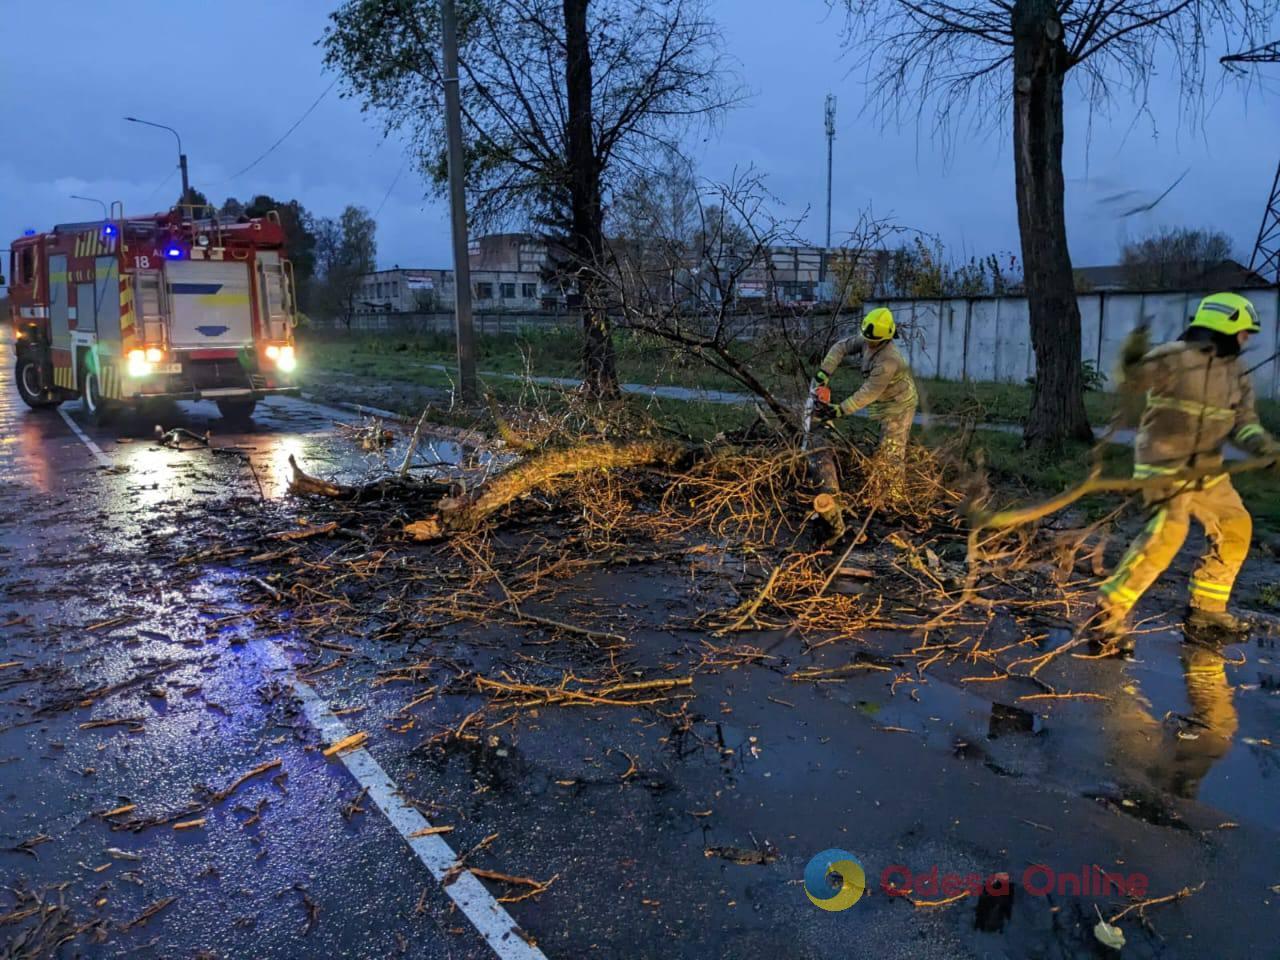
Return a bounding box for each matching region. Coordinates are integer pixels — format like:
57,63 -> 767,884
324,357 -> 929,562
441,0 -> 477,402
821,94 -> 836,291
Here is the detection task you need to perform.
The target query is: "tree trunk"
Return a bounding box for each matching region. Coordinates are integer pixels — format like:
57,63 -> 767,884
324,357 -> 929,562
563,0 -> 619,398
1012,0 -> 1093,450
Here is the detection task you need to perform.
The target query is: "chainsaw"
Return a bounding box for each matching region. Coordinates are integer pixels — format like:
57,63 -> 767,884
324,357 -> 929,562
800,379 -> 832,452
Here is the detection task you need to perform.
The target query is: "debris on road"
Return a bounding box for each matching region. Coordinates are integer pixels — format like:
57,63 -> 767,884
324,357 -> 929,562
322,731 -> 369,757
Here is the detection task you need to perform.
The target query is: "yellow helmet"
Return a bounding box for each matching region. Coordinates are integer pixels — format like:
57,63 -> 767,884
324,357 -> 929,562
862,307 -> 896,341
1189,292 -> 1261,336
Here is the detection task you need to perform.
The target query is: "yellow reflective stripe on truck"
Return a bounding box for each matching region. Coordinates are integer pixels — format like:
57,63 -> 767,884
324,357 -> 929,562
195,292 -> 251,307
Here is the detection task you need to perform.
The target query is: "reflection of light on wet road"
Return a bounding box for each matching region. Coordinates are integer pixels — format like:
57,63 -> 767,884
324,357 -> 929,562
120,443 -> 182,511
268,434 -> 308,499
8,418 -> 55,493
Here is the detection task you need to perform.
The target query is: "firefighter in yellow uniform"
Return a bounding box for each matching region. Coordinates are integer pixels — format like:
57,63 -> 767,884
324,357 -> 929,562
814,307 -> 919,498
1095,292 -> 1279,652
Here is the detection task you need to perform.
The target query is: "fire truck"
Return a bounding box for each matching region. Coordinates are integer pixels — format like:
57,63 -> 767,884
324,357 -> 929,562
6,204 -> 300,423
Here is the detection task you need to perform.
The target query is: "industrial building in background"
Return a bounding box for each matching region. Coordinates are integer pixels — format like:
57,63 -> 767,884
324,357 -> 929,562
350,233 -> 882,322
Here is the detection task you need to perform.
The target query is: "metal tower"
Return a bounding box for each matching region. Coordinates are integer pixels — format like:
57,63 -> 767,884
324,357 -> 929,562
824,94 -> 837,253
1222,41 -> 1280,283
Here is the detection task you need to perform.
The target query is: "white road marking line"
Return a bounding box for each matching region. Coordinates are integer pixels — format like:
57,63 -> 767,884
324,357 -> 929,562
54,410 -> 547,960
290,680 -> 549,960
57,406 -> 114,468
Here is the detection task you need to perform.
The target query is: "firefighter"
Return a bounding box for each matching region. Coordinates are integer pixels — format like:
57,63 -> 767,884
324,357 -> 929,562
813,307 -> 919,499
1094,292 -> 1279,652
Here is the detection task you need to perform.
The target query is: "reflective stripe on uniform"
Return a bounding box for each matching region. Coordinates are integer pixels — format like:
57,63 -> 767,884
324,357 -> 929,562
1189,578 -> 1232,599
1236,423 -> 1265,442
1133,462 -> 1226,488
1146,392 -> 1235,421
1098,504 -> 1170,609
1100,580 -> 1142,609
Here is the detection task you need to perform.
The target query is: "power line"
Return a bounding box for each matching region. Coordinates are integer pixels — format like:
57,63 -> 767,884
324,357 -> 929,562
142,167 -> 179,207
218,78 -> 339,185
373,160 -> 408,219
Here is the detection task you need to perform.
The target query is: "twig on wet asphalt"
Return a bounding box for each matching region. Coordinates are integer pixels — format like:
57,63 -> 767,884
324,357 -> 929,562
4,834 -> 53,859
120,896 -> 177,931
85,615 -> 138,633
321,731 -> 368,757
339,785 -> 370,821
290,884 -> 320,935
78,717 -> 146,732
469,868 -> 560,904
1108,880 -> 1207,924
207,759 -> 283,804
910,890 -> 972,909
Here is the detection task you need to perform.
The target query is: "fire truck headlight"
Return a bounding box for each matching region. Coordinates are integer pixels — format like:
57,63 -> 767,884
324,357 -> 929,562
265,344 -> 281,360
126,349 -> 153,378
144,347 -> 164,363
276,345 -> 297,373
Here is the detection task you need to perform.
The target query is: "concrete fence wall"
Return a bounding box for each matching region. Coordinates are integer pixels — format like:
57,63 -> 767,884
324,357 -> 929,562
863,287 -> 1280,401
310,311 -> 574,336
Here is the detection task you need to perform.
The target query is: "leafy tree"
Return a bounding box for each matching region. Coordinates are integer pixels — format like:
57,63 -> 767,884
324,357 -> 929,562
223,195 -> 320,310
323,0 -> 737,396
177,187 -> 210,213
315,205 -> 378,328
1121,227 -> 1235,290
836,0 -> 1277,449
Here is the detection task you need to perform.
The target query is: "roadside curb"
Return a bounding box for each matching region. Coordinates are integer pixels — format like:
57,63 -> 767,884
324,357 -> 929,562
299,393 -> 414,424
297,391 -> 494,449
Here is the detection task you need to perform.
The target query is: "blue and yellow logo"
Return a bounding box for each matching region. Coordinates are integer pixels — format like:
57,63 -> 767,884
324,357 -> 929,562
803,849 -> 866,911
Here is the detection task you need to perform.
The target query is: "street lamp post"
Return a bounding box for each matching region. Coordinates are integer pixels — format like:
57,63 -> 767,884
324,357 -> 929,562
70,195 -> 108,219
124,116 -> 190,205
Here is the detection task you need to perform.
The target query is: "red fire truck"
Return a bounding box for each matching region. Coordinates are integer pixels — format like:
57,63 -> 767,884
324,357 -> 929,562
6,204 -> 300,423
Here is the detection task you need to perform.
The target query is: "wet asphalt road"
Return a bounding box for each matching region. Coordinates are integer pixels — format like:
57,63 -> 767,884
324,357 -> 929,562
0,362 -> 500,958
2,344 -> 1280,959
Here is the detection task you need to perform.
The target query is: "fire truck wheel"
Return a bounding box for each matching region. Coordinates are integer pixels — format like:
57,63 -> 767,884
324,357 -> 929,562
15,358 -> 61,409
216,399 -> 258,424
81,371 -> 116,425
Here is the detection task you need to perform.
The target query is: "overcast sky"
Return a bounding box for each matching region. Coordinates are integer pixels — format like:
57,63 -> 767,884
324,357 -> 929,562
3,1 -> 1277,274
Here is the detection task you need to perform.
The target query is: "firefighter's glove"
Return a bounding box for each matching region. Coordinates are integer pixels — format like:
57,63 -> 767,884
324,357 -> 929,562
814,400 -> 841,426
814,369 -> 830,387
1121,325 -> 1150,367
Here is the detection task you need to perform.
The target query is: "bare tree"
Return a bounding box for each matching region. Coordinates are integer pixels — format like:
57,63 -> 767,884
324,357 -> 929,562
608,152 -> 702,305
836,0 -> 1278,449
323,0 -> 738,397
1121,226 -> 1235,289
610,169 -> 904,437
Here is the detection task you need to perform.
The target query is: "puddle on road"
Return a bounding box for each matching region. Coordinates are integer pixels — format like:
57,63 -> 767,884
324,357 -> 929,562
78,398 -> 478,503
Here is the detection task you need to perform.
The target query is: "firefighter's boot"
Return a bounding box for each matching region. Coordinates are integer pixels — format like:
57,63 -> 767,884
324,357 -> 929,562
1183,607 -> 1251,645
